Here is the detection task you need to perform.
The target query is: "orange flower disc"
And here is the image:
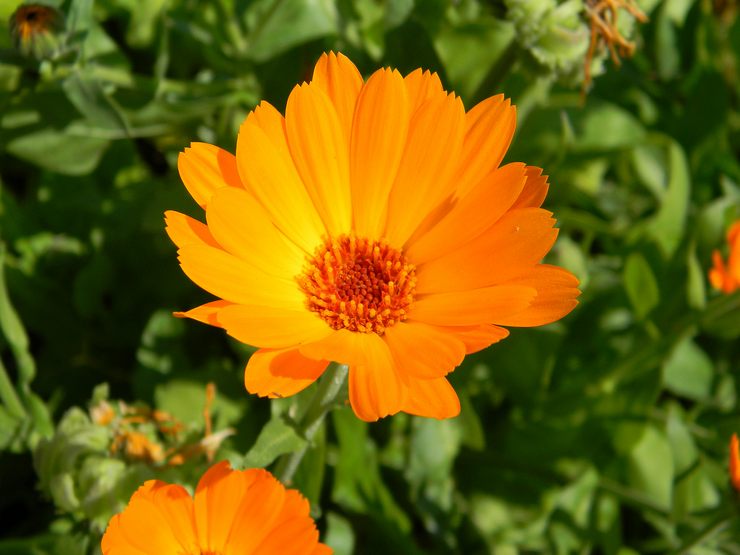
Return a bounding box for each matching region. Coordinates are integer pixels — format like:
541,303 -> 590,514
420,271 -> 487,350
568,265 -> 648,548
166,52 -> 581,421
101,461 -> 330,554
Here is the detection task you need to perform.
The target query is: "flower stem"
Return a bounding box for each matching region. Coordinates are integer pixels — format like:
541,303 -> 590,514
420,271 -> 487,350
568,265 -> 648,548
276,363 -> 348,485
669,507 -> 735,555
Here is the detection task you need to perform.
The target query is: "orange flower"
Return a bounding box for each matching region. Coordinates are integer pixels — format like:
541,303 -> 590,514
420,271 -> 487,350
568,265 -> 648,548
166,52 -> 580,421
731,433 -> 740,493
709,221 -> 740,294
101,461 -> 330,554
9,4 -> 63,59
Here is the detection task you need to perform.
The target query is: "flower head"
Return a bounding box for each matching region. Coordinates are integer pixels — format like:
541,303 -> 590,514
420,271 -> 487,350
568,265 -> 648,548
9,3 -> 63,59
731,433 -> 740,493
102,461 -> 330,554
709,221 -> 740,294
166,52 -> 580,421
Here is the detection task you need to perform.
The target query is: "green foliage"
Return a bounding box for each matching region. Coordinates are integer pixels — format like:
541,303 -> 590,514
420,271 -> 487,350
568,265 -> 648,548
0,0 -> 740,553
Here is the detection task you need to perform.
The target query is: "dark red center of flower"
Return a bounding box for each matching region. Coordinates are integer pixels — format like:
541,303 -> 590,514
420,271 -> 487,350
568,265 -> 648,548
298,235 -> 416,334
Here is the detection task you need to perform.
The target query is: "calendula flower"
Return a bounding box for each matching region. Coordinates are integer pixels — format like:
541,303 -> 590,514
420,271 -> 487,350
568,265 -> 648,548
102,461 -> 330,554
709,221 -> 740,294
9,3 -> 64,59
731,433 -> 740,493
166,52 -> 580,422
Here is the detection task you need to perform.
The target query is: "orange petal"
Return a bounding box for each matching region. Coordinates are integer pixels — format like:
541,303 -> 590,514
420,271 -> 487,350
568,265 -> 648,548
206,186 -> 304,276
407,163 -> 528,263
409,285 -> 536,326
383,321 -> 465,379
404,68 -> 445,114
245,347 -> 328,398
311,51 -> 363,142
384,92 -> 465,248
217,304 -> 332,349
173,300 -> 233,327
431,324 -> 510,354
177,243 -> 303,309
237,102 -> 325,253
177,143 -> 242,208
495,264 -> 580,327
350,68 -> 410,237
511,166 -> 550,210
286,83 -> 352,236
111,481 -> 196,554
300,330 -> 406,421
402,377 -> 460,419
730,433 -> 740,493
414,208 -> 559,294
456,95 -> 516,197
164,210 -> 219,249
251,490 -> 326,555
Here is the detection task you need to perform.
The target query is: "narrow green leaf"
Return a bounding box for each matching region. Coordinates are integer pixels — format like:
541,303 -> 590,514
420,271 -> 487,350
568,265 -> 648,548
623,252 -> 660,320
242,416 -> 306,469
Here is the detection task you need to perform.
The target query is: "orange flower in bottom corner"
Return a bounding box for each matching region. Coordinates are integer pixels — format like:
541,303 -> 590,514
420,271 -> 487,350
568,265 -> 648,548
730,433 -> 740,493
102,461 -> 331,554
709,221 -> 740,294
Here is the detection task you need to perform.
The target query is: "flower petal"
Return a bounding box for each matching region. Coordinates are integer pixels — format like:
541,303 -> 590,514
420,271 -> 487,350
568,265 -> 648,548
404,68 -> 445,114
414,208 -> 559,294
206,186 -> 304,276
384,92 -> 465,248
402,377 -> 460,419
409,285 -> 536,326
236,102 -> 325,253
350,68 -> 410,237
495,265 -> 580,327
251,490 -> 325,555
286,83 -> 352,236
177,143 -> 242,208
311,51 -> 363,141
511,166 -> 549,209
406,163 -> 528,263
300,330 -> 406,421
177,243 -> 303,309
456,95 -> 516,197
383,321 -> 465,379
217,304 -> 332,349
173,300 -> 233,327
245,348 -> 328,398
164,210 -> 219,249
431,324 -> 510,354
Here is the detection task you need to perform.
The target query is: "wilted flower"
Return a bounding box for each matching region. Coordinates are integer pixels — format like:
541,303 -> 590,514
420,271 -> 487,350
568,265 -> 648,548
9,3 -> 64,59
101,461 -> 331,554
167,52 -> 580,422
709,221 -> 740,294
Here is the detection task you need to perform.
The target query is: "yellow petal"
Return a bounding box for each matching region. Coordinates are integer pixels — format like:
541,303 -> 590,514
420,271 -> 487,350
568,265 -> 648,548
286,83 -> 352,236
245,348 -> 328,398
350,68 -> 410,237
311,51 -> 363,142
173,300 -> 233,327
236,103 -> 325,253
177,143 -> 242,208
409,285 -> 536,326
430,324 -> 510,354
217,304 -> 332,349
206,186 -> 304,276
383,321 -> 465,379
177,243 -> 303,309
404,68 -> 445,114
511,166 -> 550,209
455,95 -> 516,197
384,92 -> 465,248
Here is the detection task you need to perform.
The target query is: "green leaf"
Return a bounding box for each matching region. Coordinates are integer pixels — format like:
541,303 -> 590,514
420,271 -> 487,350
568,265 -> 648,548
573,103 -> 645,152
242,416 -> 306,469
623,253 -> 660,320
325,512 -> 356,555
245,0 -> 338,62
627,425 -> 673,511
6,128 -> 109,176
662,336 -> 713,401
686,242 -> 707,310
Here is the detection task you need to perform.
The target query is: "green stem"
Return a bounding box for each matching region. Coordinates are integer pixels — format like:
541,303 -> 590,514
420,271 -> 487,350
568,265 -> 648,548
669,507 -> 736,555
276,363 -> 348,485
0,358 -> 26,420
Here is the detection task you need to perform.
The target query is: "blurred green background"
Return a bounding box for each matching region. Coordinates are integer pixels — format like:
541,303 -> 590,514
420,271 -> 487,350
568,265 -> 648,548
1,0 -> 740,553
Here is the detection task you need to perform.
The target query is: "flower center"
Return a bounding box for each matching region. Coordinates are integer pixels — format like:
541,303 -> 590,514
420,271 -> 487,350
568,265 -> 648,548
298,235 -> 416,334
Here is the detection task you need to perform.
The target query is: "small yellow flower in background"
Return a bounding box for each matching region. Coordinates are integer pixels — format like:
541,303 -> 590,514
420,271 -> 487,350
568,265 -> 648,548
101,461 -> 331,554
730,433 -> 740,493
709,221 -> 740,294
166,52 -> 580,422
9,3 -> 63,59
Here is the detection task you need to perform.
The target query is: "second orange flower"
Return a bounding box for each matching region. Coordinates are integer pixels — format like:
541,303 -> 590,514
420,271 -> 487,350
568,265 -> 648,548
166,52 -> 580,421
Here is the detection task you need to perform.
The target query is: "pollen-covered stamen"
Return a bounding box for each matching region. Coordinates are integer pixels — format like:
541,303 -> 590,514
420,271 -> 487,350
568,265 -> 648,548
298,235 -> 417,334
